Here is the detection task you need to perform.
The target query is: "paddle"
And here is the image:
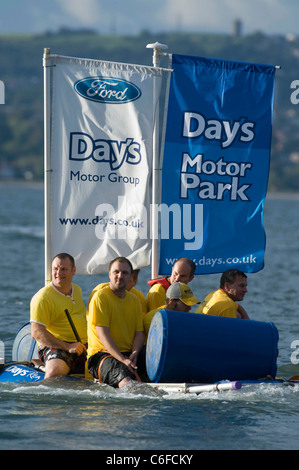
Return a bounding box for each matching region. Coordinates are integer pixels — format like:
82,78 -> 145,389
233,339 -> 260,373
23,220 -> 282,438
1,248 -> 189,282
64,309 -> 87,356
287,375 -> 299,382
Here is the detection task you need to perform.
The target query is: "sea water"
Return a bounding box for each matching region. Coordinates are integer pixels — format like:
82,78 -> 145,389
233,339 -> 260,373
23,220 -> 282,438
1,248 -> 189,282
0,182 -> 299,451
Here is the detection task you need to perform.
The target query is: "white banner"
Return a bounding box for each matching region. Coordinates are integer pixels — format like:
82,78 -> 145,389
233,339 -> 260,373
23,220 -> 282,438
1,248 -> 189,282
48,55 -> 162,274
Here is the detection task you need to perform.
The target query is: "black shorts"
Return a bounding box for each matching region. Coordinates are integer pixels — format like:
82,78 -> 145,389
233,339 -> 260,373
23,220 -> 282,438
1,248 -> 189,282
88,346 -> 147,388
38,346 -> 86,374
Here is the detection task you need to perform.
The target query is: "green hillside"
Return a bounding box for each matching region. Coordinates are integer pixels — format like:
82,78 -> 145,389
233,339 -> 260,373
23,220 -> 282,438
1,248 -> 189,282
0,28 -> 299,191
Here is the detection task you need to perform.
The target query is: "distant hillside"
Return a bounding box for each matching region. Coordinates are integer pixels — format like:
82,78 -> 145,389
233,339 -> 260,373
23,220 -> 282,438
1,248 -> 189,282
0,28 -> 299,191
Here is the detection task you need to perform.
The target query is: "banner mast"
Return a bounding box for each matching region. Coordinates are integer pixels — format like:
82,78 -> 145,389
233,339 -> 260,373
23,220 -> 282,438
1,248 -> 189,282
146,42 -> 169,279
43,47 -> 52,286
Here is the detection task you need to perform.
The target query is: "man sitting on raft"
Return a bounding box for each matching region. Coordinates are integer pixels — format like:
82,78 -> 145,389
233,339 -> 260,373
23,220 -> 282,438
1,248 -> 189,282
30,253 -> 87,379
144,282 -> 201,339
87,257 -> 146,388
146,257 -> 196,311
196,269 -> 249,319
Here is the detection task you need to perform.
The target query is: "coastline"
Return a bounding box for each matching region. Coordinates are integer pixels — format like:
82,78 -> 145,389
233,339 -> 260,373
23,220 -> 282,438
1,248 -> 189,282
0,179 -> 44,190
1,179 -> 299,199
266,192 -> 299,200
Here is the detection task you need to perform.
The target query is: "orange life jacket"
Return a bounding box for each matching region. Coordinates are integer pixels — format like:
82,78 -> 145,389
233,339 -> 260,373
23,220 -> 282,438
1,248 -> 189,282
147,277 -> 171,291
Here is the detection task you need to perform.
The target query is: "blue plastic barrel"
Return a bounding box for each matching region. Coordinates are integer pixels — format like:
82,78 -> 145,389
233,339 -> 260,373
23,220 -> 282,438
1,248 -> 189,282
0,363 -> 44,383
146,309 -> 279,383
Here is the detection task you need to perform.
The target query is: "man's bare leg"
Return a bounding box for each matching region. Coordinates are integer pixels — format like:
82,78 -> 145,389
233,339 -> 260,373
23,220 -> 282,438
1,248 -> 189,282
44,358 -> 70,379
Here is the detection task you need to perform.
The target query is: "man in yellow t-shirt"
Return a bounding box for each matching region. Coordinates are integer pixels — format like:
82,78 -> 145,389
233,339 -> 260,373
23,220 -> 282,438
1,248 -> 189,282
126,269 -> 147,315
87,269 -> 147,316
146,257 -> 196,311
30,253 -> 87,379
87,257 -> 145,388
196,269 -> 249,319
143,282 -> 201,339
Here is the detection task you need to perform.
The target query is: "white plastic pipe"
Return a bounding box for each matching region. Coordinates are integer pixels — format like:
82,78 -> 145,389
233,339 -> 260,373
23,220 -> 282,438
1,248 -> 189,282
148,381 -> 242,394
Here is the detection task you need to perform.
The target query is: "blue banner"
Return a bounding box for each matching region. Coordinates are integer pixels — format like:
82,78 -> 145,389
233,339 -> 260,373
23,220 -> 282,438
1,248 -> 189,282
159,54 -> 276,275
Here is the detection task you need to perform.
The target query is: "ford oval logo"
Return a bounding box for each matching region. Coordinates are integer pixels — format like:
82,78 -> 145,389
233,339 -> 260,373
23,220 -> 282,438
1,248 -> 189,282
74,77 -> 142,104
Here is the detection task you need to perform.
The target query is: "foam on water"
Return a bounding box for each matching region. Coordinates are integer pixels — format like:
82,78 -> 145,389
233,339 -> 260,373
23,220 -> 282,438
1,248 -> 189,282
1,377 -> 298,403
0,224 -> 44,239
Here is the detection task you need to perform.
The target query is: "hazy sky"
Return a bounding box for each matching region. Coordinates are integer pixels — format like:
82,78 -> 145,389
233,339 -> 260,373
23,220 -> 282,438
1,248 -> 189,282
0,0 -> 298,36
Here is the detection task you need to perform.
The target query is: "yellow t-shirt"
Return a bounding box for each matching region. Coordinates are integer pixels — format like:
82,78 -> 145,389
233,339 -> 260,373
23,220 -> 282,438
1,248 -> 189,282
146,282 -> 168,311
87,282 -> 147,315
87,286 -> 143,359
30,283 -> 87,343
196,289 -> 238,318
130,287 -> 147,315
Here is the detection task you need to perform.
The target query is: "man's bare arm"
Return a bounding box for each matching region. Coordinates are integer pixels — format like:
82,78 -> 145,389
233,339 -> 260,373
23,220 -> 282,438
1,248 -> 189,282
31,322 -> 86,355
